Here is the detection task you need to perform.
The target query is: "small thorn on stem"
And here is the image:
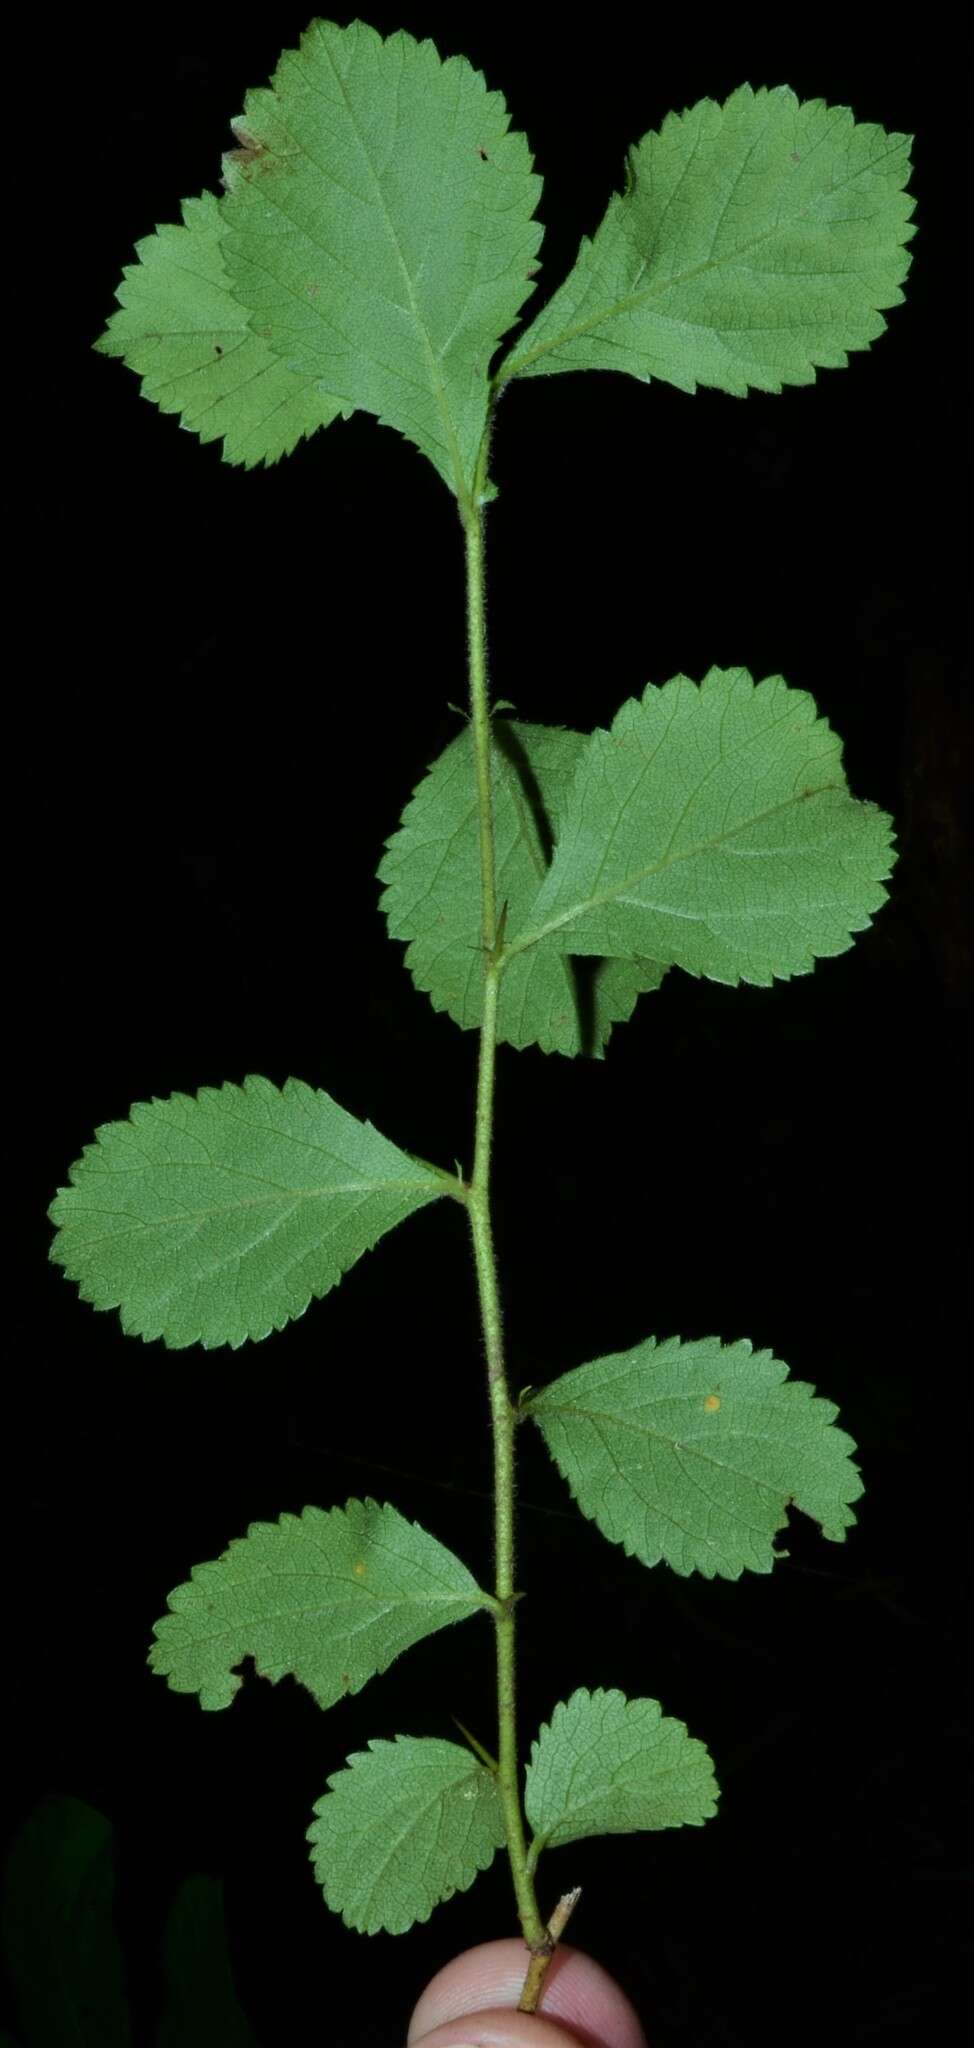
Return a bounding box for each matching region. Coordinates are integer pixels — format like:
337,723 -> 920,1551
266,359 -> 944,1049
451,1713 -> 499,1773
489,898 -> 509,965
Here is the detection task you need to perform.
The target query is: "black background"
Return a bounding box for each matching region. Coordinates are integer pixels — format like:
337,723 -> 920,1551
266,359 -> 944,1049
5,7 -> 969,2046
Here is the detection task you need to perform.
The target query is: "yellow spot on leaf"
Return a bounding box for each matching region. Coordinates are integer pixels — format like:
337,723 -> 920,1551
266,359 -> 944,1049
353,1561 -> 366,1576
704,1394 -> 721,1413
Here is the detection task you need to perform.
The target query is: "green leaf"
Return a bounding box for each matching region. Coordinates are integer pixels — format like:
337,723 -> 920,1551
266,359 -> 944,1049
507,668 -> 895,988
378,718 -> 664,1054
149,1498 -> 494,1711
525,1689 -> 717,1868
48,1074 -> 456,1350
220,18 -> 542,501
499,83 -> 913,394
525,1335 -> 863,1578
156,1877 -> 261,2048
308,1735 -> 505,1933
0,1798 -> 131,2048
95,191 -> 350,468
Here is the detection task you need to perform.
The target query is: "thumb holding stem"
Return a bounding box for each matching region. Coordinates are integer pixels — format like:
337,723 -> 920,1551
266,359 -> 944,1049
407,1938 -> 649,2048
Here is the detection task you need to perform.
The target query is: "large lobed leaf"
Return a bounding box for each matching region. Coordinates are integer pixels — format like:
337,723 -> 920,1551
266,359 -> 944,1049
378,718 -> 664,1054
506,668 -> 895,988
219,17 -> 543,499
499,83 -> 913,395
48,1075 -> 456,1349
0,1799 -> 131,2048
309,1735 -> 505,1933
525,1689 -> 717,1867
94,191 -> 350,468
149,1499 -> 494,1711
524,1335 -> 862,1578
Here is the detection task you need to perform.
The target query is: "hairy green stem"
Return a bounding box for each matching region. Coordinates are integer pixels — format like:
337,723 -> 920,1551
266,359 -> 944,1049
462,499 -> 546,1957
464,491 -> 498,960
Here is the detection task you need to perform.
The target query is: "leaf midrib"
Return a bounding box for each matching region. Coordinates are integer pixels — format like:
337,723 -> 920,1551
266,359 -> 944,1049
505,778 -> 848,959
190,1584 -> 485,1634
533,1396 -> 819,1490
59,1174 -> 442,1248
533,1745 -> 699,1846
229,25 -> 475,497
355,1760 -> 501,1923
499,115 -> 906,381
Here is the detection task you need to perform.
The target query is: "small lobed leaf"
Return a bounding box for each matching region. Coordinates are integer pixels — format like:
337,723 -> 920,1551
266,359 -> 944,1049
149,1499 -> 494,1712
48,1074 -> 456,1350
0,1798 -> 131,2048
95,191 -> 350,467
308,1735 -> 506,1933
157,1876 -> 261,2048
219,18 -> 543,500
507,668 -> 895,988
525,1689 -> 718,1866
378,718 -> 664,1054
525,1335 -> 863,1578
499,83 -> 913,394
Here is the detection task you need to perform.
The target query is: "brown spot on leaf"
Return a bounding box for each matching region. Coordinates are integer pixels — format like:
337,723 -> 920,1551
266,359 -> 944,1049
228,124 -> 268,166
222,122 -> 293,186
476,145 -> 490,161
704,1393 -> 721,1413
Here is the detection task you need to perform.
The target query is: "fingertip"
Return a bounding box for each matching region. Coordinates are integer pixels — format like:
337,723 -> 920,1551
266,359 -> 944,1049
407,1938 -> 649,2048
